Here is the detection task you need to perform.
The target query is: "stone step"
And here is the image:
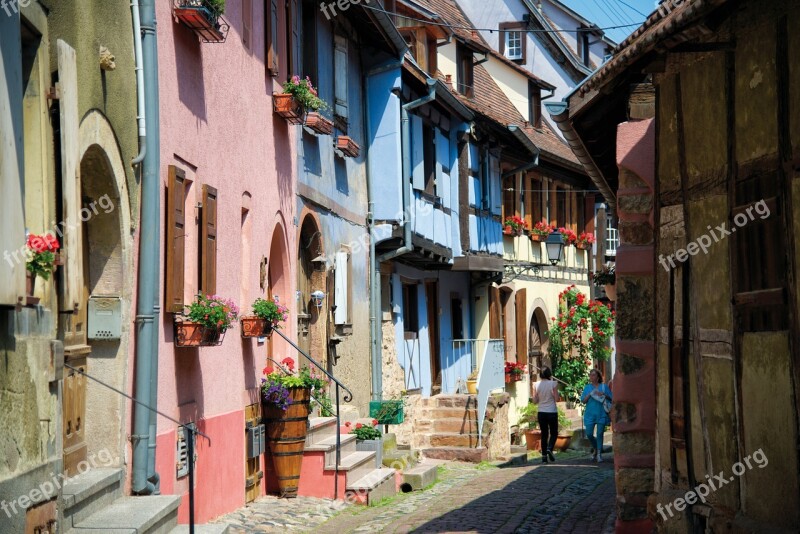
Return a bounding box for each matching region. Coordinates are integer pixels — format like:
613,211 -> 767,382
346,468 -> 397,505
170,525 -> 231,534
418,395 -> 478,409
306,433 -> 357,466
421,446 -> 488,463
401,463 -> 438,491
414,417 -> 480,434
326,451 -> 376,486
416,407 -> 478,420
418,432 -> 480,448
69,495 -> 181,534
63,468 -> 123,529
305,417 -> 337,447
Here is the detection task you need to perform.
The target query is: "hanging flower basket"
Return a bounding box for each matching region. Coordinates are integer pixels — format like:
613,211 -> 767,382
240,317 -> 274,338
173,319 -> 226,347
335,136 -> 360,158
173,0 -> 229,43
273,93 -> 304,125
304,112 -> 333,135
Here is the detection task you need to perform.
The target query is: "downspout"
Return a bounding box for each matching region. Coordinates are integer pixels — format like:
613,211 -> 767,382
131,0 -> 146,165
132,0 -> 161,495
368,75 -> 436,401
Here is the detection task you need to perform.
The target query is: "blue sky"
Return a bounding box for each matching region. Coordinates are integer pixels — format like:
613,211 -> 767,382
558,0 -> 658,43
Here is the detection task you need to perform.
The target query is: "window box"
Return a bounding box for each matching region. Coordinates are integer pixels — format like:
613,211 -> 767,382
530,233 -> 548,243
576,242 -> 591,251
173,0 -> 229,43
335,135 -> 360,158
273,93 -> 305,125
173,318 -> 226,347
240,316 -> 274,338
304,112 -> 333,135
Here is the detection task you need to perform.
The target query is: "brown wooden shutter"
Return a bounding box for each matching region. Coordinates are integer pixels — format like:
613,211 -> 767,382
267,0 -> 280,76
165,166 -> 186,313
201,184 -> 218,296
524,174 -> 533,230
515,289 -> 527,363
242,0 -> 252,49
489,286 -> 501,339
287,0 -> 300,76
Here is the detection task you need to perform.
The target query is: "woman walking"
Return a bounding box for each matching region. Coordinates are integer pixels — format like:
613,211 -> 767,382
532,367 -> 559,463
581,368 -> 612,462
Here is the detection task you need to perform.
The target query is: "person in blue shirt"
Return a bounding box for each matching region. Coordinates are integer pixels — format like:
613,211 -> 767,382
581,368 -> 612,462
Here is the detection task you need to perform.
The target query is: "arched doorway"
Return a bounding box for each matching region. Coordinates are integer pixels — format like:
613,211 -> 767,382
528,307 -> 549,385
297,215 -> 328,370
267,222 -> 291,363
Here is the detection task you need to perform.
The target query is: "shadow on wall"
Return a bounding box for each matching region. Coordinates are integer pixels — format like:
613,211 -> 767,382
172,18 -> 207,121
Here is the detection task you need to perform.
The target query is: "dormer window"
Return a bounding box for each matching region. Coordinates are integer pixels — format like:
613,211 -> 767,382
529,84 -> 541,128
456,45 -> 474,98
399,27 -> 438,75
505,31 -> 522,60
499,22 -> 526,62
579,27 -> 591,67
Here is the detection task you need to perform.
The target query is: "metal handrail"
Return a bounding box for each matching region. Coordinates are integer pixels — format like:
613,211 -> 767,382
271,328 -> 352,500
63,363 -> 208,534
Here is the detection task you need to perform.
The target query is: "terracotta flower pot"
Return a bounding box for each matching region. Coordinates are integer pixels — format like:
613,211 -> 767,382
503,226 -> 514,235
174,320 -> 204,347
604,283 -> 616,302
335,135 -> 360,157
240,316 -> 274,338
304,112 -> 333,135
530,233 -> 547,242
273,93 -> 304,124
555,434 -> 572,452
576,242 -> 591,250
524,429 -> 542,451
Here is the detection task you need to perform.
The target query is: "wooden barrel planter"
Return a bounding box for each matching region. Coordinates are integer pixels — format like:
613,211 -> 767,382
263,387 -> 311,498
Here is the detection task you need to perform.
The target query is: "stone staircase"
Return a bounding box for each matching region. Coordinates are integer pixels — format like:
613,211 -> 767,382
62,467 -> 180,533
412,395 -> 489,462
289,416 -> 396,504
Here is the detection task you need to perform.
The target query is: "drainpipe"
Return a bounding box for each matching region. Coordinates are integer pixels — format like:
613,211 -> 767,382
368,74 -> 436,401
131,0 -> 146,165
132,0 -> 161,495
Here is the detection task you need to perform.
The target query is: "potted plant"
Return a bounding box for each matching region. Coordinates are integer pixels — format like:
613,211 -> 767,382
174,0 -> 228,42
466,369 -> 478,395
275,75 -> 327,125
348,419 -> 383,468
558,227 -> 578,246
530,220 -> 554,242
174,294 -> 239,347
503,216 -> 528,236
575,232 -> 595,250
261,357 -> 327,498
335,136 -> 360,158
518,402 -> 541,451
592,264 -> 616,301
504,361 -> 526,383
555,407 -> 574,451
241,298 -> 288,338
25,233 -> 60,305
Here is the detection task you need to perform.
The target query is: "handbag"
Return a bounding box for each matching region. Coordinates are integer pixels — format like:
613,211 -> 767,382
603,397 -> 612,414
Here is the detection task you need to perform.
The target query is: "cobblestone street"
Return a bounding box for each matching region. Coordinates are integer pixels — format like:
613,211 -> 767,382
215,455 -> 615,533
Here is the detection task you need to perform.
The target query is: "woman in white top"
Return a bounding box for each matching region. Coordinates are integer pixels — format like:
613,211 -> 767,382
532,367 -> 560,463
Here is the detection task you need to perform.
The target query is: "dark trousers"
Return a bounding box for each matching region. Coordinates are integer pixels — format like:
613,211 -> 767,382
538,411 -> 558,454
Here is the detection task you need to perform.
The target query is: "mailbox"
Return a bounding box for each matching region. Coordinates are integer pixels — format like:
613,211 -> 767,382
88,296 -> 122,340
246,423 -> 266,458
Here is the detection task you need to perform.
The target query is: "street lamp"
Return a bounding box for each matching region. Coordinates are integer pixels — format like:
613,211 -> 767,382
545,231 -> 564,265
310,290 -> 325,308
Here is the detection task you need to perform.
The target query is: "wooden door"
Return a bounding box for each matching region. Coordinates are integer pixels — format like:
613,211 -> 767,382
245,403 -> 263,502
425,282 -> 441,391
63,355 -> 87,476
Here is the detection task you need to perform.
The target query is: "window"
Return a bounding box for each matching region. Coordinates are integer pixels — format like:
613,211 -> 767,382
451,297 -> 464,339
402,283 -> 419,332
578,27 -> 590,67
505,31 -> 522,60
266,0 -> 280,76
302,0 -> 318,82
499,22 -> 526,62
556,187 -> 567,228
287,0 -> 300,76
529,84 -> 542,128
334,34 -> 348,122
334,250 -> 351,325
456,45 -> 474,98
423,123 -> 436,195
399,27 -> 437,75
502,175 -> 517,222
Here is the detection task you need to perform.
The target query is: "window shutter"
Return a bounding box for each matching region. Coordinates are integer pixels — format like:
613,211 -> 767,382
334,250 -> 349,325
0,21 -> 26,306
242,0 -> 252,49
411,115 -> 424,190
288,0 -> 300,76
165,166 -> 186,313
267,0 -> 280,76
58,39 -> 84,314
515,289 -> 527,363
201,185 -> 218,296
489,286 -> 501,339
334,35 -> 348,118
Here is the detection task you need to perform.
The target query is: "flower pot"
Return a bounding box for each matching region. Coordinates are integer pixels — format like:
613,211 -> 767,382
173,3 -> 227,42
530,234 -> 547,242
505,372 -> 522,384
335,135 -> 360,157
304,112 -> 333,135
25,272 -> 40,306
263,387 -> 311,498
356,438 -> 383,468
466,379 -> 478,395
273,93 -> 304,124
240,316 -> 274,338
174,320 -> 224,347
503,226 -> 514,235
555,434 -> 572,452
576,242 -> 591,250
604,283 -> 616,302
524,429 -> 542,451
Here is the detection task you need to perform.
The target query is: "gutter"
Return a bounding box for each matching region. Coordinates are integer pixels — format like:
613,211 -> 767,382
545,101 -> 617,211
132,0 -> 161,495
